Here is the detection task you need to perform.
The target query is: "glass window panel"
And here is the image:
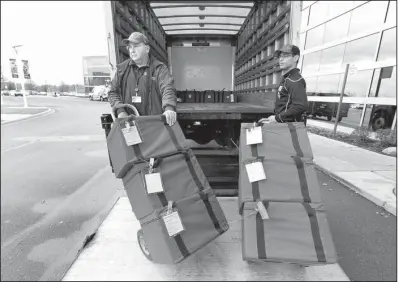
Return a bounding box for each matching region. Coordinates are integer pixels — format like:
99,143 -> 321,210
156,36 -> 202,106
85,66 -> 111,77
166,30 -> 238,35
348,1 -> 389,36
378,66 -> 396,98
159,17 -> 245,25
84,76 -> 111,86
316,74 -> 342,94
377,27 -> 397,62
339,103 -> 364,129
154,6 -> 252,17
300,7 -> 309,31
305,24 -> 325,49
327,1 -> 354,18
344,69 -> 373,97
363,104 -> 396,130
308,1 -> 329,26
304,76 -> 318,93
164,24 -> 240,31
319,44 -> 346,72
343,34 -> 379,65
301,51 -> 321,75
368,69 -> 380,97
324,13 -> 350,44
386,1 -> 396,23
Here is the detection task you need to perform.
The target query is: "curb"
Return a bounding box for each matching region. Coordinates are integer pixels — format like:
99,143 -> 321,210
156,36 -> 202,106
1,108 -> 55,126
314,163 -> 396,217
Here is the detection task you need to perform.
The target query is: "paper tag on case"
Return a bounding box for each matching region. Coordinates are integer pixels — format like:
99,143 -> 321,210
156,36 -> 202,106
245,161 -> 266,183
122,122 -> 142,146
144,172 -> 164,194
246,126 -> 263,145
132,96 -> 142,103
163,211 -> 185,237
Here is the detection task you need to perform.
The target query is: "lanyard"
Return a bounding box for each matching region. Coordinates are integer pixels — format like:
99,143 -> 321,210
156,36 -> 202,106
134,67 -> 147,96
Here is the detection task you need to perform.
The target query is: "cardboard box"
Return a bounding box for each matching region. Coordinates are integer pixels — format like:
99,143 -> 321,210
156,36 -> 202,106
139,189 -> 229,264
238,156 -> 322,214
123,150 -> 210,220
240,122 -> 314,161
242,201 -> 337,265
107,115 -> 189,178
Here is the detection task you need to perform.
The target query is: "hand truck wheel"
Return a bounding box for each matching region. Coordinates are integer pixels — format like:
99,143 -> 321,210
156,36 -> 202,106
137,229 -> 152,261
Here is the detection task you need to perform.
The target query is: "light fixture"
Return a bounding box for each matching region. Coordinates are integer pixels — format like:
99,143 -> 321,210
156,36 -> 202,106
198,6 -> 205,11
199,23 -> 205,27
199,15 -> 205,20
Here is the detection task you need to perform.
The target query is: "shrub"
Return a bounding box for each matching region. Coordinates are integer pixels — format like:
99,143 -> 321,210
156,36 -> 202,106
376,128 -> 397,147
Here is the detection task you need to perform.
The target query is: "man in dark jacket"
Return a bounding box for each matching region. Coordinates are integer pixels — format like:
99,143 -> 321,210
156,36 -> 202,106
108,32 -> 177,126
259,44 -> 308,124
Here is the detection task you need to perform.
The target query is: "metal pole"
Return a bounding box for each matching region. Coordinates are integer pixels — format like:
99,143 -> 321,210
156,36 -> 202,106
333,64 -> 350,135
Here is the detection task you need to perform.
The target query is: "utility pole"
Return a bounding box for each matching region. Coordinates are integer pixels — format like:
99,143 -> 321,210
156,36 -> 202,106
12,45 -> 28,108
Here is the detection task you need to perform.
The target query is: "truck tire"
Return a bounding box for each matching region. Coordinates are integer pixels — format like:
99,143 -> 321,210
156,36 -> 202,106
371,111 -> 387,131
327,116 -> 332,121
137,229 -> 152,261
338,116 -> 343,122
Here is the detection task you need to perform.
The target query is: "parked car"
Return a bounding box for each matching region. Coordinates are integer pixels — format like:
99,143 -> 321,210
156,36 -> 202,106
91,85 -> 109,101
1,91 -> 10,96
14,91 -> 24,97
307,92 -> 350,122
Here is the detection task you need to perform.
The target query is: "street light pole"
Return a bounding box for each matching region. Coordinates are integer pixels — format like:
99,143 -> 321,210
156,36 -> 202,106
12,45 -> 28,108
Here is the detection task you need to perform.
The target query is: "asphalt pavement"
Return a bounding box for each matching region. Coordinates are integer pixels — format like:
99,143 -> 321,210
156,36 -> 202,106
317,170 -> 396,281
1,96 -> 122,281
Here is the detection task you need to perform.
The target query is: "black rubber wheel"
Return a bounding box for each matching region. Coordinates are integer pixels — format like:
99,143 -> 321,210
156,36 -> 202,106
327,116 -> 332,121
100,96 -> 104,102
338,116 -> 343,122
371,113 -> 387,131
137,229 -> 153,261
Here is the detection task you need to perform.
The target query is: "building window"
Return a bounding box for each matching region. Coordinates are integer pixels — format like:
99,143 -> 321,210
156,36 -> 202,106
316,73 -> 342,94
327,1 -> 354,19
369,66 -> 396,98
386,1 -> 396,23
348,1 -> 389,36
344,69 -> 373,97
305,24 -> 325,49
323,12 -> 351,44
343,33 -> 379,65
302,51 -> 321,75
308,1 -> 329,26
319,44 -> 346,72
377,27 -> 397,62
305,76 -> 318,93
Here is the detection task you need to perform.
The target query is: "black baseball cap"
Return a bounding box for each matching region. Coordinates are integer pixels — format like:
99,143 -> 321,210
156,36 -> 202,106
274,44 -> 300,57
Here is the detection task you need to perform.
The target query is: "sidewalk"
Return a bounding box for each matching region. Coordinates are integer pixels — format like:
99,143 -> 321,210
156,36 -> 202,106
1,106 -> 53,124
309,133 -> 396,216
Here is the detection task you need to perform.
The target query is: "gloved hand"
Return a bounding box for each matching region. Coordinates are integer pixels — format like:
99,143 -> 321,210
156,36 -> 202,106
163,110 -> 177,126
117,112 -> 128,119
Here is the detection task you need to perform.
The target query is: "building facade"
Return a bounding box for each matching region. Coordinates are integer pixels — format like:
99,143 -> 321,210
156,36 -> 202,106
82,56 -> 111,94
299,1 -> 396,131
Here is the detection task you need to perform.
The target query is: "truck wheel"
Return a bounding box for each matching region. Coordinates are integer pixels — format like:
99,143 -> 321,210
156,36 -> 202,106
137,229 -> 152,261
338,116 -> 343,122
371,112 -> 387,131
327,116 -> 332,121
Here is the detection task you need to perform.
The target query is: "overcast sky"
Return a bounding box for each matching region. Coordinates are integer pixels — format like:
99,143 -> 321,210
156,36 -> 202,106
1,1 -> 108,85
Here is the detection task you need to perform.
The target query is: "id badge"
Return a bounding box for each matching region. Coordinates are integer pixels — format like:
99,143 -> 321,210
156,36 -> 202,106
122,121 -> 142,146
245,161 -> 266,183
144,171 -> 164,194
246,126 -> 263,145
163,210 -> 185,237
132,96 -> 142,103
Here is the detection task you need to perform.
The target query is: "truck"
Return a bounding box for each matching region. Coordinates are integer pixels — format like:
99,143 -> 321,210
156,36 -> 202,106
102,0 -> 302,196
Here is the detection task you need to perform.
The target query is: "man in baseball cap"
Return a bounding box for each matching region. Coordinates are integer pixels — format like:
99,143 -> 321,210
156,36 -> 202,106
108,31 -> 178,126
258,44 -> 308,124
122,31 -> 149,46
